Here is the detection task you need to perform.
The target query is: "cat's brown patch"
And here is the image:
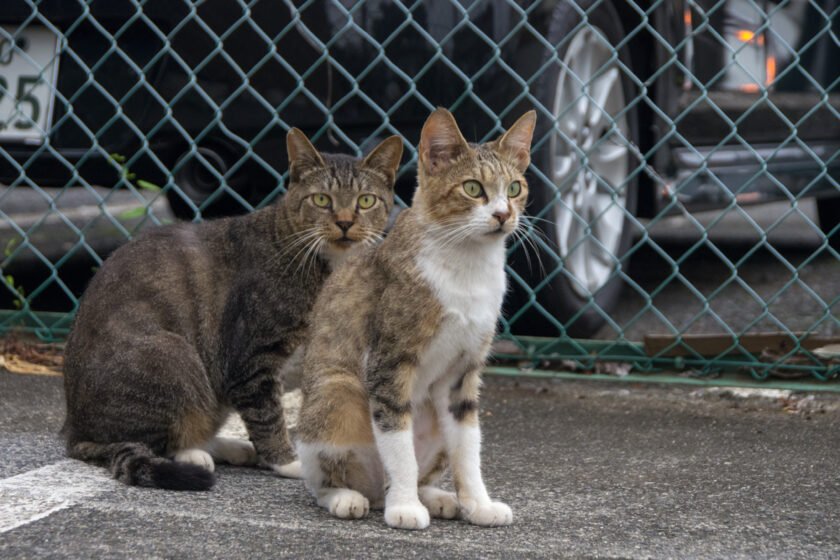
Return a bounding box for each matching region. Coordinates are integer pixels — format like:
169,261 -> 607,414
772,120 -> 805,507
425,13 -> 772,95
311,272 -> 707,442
169,408 -> 218,453
418,450 -> 448,487
318,449 -> 372,491
301,373 -> 374,446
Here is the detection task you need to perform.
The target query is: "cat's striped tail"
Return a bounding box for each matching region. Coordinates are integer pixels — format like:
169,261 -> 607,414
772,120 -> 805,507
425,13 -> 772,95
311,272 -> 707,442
67,440 -> 216,491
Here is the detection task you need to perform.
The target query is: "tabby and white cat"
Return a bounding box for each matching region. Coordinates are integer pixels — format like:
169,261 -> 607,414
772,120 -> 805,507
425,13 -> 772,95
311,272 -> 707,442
62,129 -> 402,490
297,108 -> 536,529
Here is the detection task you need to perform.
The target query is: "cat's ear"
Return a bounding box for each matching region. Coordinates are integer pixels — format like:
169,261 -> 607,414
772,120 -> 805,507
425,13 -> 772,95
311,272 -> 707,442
286,128 -> 326,181
495,110 -> 537,173
418,108 -> 470,175
362,135 -> 403,186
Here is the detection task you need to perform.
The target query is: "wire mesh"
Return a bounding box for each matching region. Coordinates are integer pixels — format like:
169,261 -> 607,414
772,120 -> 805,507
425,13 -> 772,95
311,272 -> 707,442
0,0 -> 838,382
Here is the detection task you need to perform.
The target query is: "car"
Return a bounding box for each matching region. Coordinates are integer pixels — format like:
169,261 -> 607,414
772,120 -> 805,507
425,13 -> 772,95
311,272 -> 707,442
1,0 -> 838,337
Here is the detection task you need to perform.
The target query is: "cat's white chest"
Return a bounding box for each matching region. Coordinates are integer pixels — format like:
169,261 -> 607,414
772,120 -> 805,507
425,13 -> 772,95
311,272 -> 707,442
413,241 -> 506,399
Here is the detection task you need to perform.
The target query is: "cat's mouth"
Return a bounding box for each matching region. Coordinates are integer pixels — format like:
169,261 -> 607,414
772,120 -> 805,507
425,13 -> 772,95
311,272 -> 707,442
331,238 -> 355,249
486,226 -> 510,236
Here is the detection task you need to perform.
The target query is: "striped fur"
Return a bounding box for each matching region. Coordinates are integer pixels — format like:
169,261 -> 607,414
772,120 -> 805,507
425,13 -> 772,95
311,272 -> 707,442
298,109 -> 536,528
62,130 -> 402,490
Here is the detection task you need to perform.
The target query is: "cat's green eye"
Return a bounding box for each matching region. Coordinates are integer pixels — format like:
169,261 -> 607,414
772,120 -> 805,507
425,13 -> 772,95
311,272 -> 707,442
357,194 -> 377,209
312,193 -> 332,208
463,180 -> 484,198
507,181 -> 522,198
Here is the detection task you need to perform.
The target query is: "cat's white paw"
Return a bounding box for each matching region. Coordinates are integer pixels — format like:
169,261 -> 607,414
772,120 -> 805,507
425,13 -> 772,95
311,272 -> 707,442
461,499 -> 513,527
418,486 -> 459,519
323,488 -> 370,519
207,437 -> 257,466
174,448 -> 215,473
270,459 -> 302,479
384,501 -> 430,530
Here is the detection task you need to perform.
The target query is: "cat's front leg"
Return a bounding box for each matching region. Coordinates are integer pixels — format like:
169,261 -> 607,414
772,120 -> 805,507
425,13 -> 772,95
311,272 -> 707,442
432,368 -> 513,527
368,370 -> 430,530
229,371 -> 301,478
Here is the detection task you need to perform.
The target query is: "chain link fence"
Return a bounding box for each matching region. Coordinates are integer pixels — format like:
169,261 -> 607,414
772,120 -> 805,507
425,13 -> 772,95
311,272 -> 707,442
0,0 -> 838,383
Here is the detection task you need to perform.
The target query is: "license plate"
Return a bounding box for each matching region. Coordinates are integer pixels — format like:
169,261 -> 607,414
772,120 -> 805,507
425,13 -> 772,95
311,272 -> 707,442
0,26 -> 60,143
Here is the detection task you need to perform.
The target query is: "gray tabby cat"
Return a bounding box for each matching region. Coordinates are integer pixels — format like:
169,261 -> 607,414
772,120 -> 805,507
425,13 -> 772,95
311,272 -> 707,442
62,128 -> 402,490
297,108 -> 535,529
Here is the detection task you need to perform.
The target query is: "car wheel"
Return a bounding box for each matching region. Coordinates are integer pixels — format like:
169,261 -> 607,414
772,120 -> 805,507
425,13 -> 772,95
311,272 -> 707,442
167,143 -> 254,220
817,195 -> 840,250
528,0 -> 639,338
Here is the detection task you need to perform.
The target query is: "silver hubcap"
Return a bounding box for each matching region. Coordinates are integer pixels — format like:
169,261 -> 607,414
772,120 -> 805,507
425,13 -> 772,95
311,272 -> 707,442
550,26 -> 631,298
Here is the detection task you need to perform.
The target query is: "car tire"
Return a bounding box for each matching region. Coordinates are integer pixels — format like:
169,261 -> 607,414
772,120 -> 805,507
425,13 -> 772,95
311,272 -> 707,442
526,0 -> 639,338
167,143 -> 255,220
817,195 -> 840,250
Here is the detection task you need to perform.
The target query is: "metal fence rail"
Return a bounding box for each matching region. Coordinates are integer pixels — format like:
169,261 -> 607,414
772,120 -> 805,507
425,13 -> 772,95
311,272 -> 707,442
0,0 -> 838,383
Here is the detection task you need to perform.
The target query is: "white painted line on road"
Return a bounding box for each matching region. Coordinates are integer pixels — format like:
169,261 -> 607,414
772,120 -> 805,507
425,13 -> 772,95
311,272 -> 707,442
0,459 -> 118,533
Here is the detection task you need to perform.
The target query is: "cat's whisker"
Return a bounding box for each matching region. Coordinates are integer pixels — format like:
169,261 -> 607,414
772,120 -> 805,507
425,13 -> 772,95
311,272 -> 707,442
520,222 -> 555,257
434,225 -> 476,253
285,230 -> 328,274
294,233 -> 325,278
509,225 -> 546,277
437,224 -> 475,246
301,236 -> 321,279
362,228 -> 385,247
287,226 -> 327,246
309,237 -> 329,276
310,237 -> 328,278
276,238 -> 322,266
520,222 -> 549,275
362,226 -> 384,238
515,215 -> 555,246
522,216 -> 557,255
508,227 -> 530,269
438,221 -> 478,243
521,214 -> 556,226
282,224 -> 324,240
273,228 -> 327,263
426,224 -> 464,248
282,226 -> 327,246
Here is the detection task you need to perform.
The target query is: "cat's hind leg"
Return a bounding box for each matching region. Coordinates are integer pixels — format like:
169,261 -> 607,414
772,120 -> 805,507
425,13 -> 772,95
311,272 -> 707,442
168,398 -> 224,474
414,400 -> 458,519
66,332 -> 220,490
297,442 -> 380,519
205,437 -> 257,467
318,488 -> 370,519
174,448 -> 216,472
418,486 -> 459,519
297,371 -> 382,519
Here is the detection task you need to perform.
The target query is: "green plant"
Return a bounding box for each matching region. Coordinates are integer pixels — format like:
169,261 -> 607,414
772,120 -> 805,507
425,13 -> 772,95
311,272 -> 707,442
109,153 -> 163,220
3,238 -> 26,309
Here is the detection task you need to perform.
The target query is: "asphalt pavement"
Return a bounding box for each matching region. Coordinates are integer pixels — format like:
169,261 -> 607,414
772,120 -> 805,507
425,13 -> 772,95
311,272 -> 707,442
2,368 -> 839,559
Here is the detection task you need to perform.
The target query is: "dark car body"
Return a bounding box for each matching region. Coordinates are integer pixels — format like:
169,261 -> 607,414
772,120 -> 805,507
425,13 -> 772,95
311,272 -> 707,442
2,0 -> 837,210
1,0 -> 838,334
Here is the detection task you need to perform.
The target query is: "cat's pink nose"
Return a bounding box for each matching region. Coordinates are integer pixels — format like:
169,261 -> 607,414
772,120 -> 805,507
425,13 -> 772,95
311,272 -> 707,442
336,221 -> 354,233
493,210 -> 510,225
